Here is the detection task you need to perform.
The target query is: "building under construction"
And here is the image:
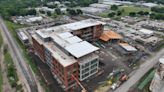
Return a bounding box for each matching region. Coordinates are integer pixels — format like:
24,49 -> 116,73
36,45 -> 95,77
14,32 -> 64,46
32,19 -> 105,91
149,56 -> 164,92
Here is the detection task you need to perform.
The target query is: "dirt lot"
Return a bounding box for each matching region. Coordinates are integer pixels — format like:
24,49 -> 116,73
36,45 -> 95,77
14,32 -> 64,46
81,41 -> 135,92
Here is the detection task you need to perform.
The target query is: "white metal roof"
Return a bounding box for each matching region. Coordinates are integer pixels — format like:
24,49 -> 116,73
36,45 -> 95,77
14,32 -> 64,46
65,36 -> 82,44
44,42 -> 77,67
18,31 -> 28,40
102,1 -> 122,5
26,16 -> 43,22
81,7 -> 105,14
142,3 -> 158,7
65,41 -> 99,58
139,29 -> 154,35
36,19 -> 105,38
64,19 -> 105,31
120,44 -> 137,52
159,56 -> 164,64
35,19 -> 102,59
90,3 -> 110,9
58,32 -> 73,39
36,30 -> 50,39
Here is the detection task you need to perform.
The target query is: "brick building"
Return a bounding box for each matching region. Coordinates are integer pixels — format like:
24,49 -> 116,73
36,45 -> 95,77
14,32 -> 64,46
32,19 -> 105,91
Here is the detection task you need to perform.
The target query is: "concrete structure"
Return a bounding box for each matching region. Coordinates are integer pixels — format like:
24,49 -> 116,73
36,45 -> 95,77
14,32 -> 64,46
102,1 -> 122,6
17,31 -> 29,46
26,16 -> 43,23
150,56 -> 164,92
32,19 -> 105,91
81,7 -> 106,14
138,29 -> 154,36
90,3 -> 110,9
36,7 -> 55,13
142,3 -> 158,7
119,43 -> 137,52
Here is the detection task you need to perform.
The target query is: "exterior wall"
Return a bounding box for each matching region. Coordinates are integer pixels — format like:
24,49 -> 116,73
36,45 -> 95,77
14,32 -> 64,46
79,58 -> 99,81
32,37 -> 45,62
64,63 -> 79,90
51,56 -> 79,91
44,47 -> 53,69
93,24 -> 103,40
72,24 -> 104,42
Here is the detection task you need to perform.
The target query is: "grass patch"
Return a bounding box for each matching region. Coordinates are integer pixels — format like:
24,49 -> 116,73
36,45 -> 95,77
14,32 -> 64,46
98,5 -> 151,18
98,12 -> 109,18
4,20 -> 50,92
4,20 -> 38,73
119,5 -> 150,16
0,66 -> 3,92
0,30 -> 3,48
4,20 -> 25,31
4,51 -> 19,88
39,80 -> 51,92
155,44 -> 164,51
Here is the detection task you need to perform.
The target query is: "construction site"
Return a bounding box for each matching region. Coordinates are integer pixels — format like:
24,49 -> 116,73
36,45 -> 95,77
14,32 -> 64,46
15,14 -> 164,92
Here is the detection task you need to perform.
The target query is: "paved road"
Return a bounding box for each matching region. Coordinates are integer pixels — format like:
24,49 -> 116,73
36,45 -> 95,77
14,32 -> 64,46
0,17 -> 38,92
110,48 -> 164,92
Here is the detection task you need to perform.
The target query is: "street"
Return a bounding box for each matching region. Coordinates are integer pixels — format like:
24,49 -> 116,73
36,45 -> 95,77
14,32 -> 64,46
0,17 -> 39,92
111,48 -> 164,92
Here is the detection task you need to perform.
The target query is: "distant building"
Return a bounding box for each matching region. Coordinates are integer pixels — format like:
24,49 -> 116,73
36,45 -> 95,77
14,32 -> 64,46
32,19 -> 105,91
142,3 -> 158,7
17,31 -> 29,46
138,29 -> 154,37
36,7 -> 55,13
81,7 -> 106,14
99,30 -> 122,43
47,1 -> 61,6
90,3 -> 110,10
26,16 -> 43,23
150,56 -> 164,92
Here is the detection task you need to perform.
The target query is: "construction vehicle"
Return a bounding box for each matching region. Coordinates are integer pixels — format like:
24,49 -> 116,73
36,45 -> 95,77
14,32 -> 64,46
120,74 -> 129,82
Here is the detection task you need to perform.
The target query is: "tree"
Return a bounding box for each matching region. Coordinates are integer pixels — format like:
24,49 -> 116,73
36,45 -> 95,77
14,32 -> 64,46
55,8 -> 62,15
111,5 -> 118,10
137,11 -> 144,15
27,9 -> 37,15
3,44 -> 8,54
67,8 -> 77,16
52,12 -> 58,18
143,11 -> 149,15
39,10 -> 46,14
47,11 -> 51,16
117,11 -> 122,16
150,13 -> 156,19
108,12 -> 116,17
129,12 -> 136,17
150,13 -> 164,20
151,7 -> 164,13
76,9 -> 83,15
